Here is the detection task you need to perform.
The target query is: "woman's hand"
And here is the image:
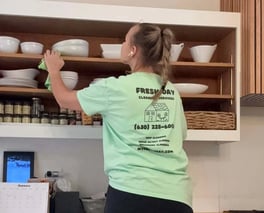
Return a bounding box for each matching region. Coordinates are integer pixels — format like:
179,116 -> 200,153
44,50 -> 65,74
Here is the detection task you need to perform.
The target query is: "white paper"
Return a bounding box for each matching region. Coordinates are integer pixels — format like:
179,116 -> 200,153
0,182 -> 49,213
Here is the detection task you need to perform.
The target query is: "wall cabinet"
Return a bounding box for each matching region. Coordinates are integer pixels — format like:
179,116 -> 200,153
0,1 -> 240,141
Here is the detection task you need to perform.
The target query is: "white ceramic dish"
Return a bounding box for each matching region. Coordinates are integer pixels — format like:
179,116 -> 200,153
173,83 -> 208,94
102,51 -> 121,59
60,71 -> 78,89
52,44 -> 89,57
100,44 -> 122,52
0,77 -> 38,88
53,39 -> 88,47
0,68 -> 40,80
61,77 -> 78,89
60,71 -> 78,79
190,44 -> 217,63
20,42 -> 43,54
0,36 -> 20,53
170,43 -> 184,61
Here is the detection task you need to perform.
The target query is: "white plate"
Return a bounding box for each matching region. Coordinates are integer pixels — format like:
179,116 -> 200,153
0,68 -> 40,80
0,78 -> 38,88
173,83 -> 208,94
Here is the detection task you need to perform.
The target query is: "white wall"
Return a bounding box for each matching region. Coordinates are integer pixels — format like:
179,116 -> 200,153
1,0 -> 264,212
46,0 -> 220,10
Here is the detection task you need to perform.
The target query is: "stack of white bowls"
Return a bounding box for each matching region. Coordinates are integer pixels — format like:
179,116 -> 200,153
60,71 -> 78,89
52,39 -> 89,57
100,44 -> 122,59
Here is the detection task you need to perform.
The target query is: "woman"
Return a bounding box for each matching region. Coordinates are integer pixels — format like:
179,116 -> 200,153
44,23 -> 193,213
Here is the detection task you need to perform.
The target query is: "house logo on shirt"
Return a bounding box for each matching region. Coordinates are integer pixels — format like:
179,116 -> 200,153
144,103 -> 169,122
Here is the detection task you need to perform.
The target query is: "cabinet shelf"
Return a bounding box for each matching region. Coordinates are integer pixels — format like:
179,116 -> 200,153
0,53 -> 234,67
0,87 -> 233,100
0,3 -> 240,141
0,122 -> 238,142
0,53 -> 234,76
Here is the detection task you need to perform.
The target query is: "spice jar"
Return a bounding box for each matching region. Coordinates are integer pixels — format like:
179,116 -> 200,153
50,113 -> 59,125
92,113 -> 102,126
4,114 -> 13,123
41,113 -> 50,124
59,113 -> 68,125
68,114 -> 76,125
13,114 -> 22,123
0,101 -> 4,114
14,101 -> 22,115
4,101 -> 13,115
22,101 -> 31,115
22,115 -> 31,123
31,115 -> 40,124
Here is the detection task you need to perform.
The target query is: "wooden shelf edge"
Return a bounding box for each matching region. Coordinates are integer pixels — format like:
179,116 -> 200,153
181,94 -> 233,99
0,87 -> 53,98
0,87 -> 233,100
0,53 -> 234,67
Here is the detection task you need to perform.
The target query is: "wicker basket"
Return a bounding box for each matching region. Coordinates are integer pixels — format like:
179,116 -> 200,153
184,111 -> 236,130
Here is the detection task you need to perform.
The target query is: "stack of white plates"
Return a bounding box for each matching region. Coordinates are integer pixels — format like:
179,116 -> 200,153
0,68 -> 39,88
0,78 -> 38,88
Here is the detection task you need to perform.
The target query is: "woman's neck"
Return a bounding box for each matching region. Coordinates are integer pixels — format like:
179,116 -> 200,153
130,63 -> 154,73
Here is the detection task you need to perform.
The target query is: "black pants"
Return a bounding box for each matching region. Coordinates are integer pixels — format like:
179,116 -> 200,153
104,185 -> 193,213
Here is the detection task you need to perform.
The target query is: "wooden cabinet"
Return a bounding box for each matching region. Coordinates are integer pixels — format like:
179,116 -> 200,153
0,1 -> 240,141
221,0 -> 264,106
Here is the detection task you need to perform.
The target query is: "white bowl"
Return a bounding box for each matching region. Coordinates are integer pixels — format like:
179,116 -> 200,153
62,76 -> 78,89
20,42 -> 43,54
53,39 -> 88,48
0,36 -> 20,53
0,68 -> 40,80
52,44 -> 89,57
102,51 -> 121,59
170,43 -> 184,61
100,44 -> 122,52
173,83 -> 208,94
190,44 -> 217,63
60,71 -> 78,79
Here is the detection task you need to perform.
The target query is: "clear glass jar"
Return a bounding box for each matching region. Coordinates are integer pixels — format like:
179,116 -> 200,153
31,97 -> 41,118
